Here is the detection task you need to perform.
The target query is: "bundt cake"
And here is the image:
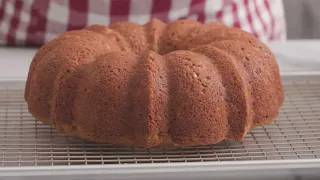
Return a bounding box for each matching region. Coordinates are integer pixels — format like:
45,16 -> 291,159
24,18 -> 284,148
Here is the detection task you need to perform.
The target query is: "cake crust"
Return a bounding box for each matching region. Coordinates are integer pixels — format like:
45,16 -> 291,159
25,19 -> 284,147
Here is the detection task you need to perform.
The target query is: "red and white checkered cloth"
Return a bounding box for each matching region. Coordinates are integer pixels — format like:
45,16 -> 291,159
0,0 -> 286,46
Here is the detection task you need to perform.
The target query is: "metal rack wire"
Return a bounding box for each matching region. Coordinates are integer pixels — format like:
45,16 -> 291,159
0,80 -> 319,168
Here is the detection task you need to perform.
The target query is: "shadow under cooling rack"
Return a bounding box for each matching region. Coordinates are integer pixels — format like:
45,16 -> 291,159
0,80 -> 319,167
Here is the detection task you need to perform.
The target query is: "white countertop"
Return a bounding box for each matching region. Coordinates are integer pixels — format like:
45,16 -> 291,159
0,47 -> 36,81
0,40 -> 320,81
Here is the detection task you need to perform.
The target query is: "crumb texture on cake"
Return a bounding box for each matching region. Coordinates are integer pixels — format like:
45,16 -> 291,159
25,18 -> 284,147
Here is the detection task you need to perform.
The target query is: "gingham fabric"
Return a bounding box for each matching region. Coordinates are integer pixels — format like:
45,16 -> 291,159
0,0 -> 286,46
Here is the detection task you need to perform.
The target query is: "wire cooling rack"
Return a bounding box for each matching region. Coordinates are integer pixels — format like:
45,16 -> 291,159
0,78 -> 320,168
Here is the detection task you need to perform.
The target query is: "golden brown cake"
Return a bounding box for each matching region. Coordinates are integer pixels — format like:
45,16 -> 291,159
24,18 -> 284,148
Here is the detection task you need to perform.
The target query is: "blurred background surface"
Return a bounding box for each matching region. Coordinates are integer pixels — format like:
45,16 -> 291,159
284,0 -> 320,39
